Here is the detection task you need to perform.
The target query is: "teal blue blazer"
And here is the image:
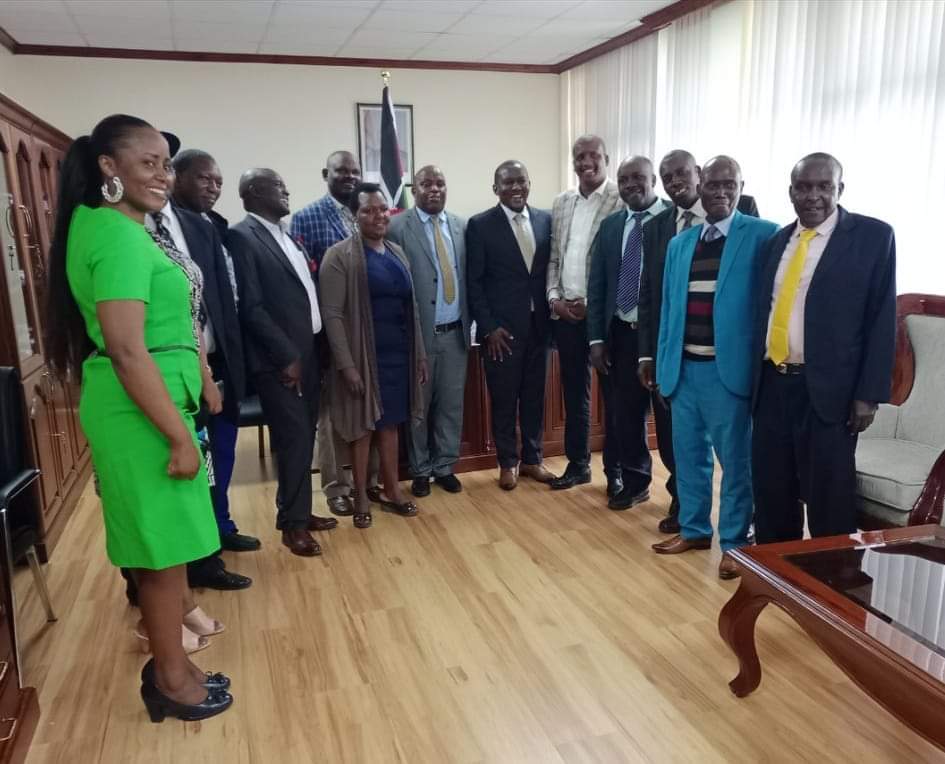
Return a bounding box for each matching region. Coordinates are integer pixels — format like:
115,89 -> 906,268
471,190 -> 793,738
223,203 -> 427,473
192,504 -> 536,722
656,211 -> 779,399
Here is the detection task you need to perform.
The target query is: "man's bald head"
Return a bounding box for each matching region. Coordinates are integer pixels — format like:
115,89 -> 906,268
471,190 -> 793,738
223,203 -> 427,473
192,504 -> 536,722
239,167 -> 290,221
789,152 -> 844,228
617,155 -> 657,211
323,150 -> 362,203
699,155 -> 743,223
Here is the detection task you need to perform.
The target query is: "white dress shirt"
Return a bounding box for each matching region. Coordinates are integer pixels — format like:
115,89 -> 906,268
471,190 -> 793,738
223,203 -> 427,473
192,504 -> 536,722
501,203 -> 536,311
249,213 -> 322,334
676,198 -> 706,234
500,203 -> 536,256
764,208 -> 839,363
616,196 -> 667,323
146,201 -> 218,353
561,180 -> 608,300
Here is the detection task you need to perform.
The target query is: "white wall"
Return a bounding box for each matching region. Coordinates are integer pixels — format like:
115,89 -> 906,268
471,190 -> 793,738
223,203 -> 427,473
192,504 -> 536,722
0,47 -> 561,222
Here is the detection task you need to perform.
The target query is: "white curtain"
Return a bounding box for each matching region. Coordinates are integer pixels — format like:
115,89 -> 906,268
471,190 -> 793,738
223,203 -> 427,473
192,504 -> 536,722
560,34 -> 659,188
562,0 -> 945,293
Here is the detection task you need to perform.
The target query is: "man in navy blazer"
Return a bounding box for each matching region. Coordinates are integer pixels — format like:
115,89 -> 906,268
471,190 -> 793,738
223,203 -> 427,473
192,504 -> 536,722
467,160 -> 555,490
751,153 -> 896,544
652,156 -> 778,580
586,156 -> 667,510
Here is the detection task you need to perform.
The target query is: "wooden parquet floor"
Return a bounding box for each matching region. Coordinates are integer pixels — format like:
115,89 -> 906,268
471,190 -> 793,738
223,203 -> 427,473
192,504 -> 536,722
14,435 -> 944,763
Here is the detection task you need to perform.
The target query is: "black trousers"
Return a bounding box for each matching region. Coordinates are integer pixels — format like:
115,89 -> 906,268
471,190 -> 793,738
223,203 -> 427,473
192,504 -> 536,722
599,320 -> 652,495
484,315 -> 549,469
253,340 -> 321,531
652,384 -> 677,504
752,363 -> 858,544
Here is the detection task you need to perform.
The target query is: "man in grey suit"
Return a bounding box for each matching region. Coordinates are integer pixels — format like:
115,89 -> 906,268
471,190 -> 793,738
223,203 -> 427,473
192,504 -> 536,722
387,166 -> 469,497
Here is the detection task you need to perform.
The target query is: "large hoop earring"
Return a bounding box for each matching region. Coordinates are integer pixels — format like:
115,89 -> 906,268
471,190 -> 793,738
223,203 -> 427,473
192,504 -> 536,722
101,176 -> 124,204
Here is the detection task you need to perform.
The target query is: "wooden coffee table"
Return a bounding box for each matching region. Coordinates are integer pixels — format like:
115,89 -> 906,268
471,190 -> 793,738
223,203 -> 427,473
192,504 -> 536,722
719,525 -> 945,751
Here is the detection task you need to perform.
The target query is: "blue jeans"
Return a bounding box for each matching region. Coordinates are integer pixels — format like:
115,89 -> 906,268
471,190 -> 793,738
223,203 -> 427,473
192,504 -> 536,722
208,412 -> 239,536
670,360 -> 752,552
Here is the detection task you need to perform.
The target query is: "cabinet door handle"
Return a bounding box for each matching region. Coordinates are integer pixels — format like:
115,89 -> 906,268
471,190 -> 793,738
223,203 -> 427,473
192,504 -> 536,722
3,199 -> 14,238
0,717 -> 17,743
0,661 -> 8,686
17,204 -> 32,237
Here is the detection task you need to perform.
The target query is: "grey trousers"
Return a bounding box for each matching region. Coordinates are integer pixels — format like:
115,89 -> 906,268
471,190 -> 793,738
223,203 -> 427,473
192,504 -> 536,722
316,394 -> 379,498
408,325 -> 468,477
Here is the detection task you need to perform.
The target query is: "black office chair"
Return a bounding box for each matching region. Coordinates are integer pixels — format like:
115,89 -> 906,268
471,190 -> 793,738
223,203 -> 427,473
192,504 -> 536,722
0,367 -> 56,623
237,394 -> 268,459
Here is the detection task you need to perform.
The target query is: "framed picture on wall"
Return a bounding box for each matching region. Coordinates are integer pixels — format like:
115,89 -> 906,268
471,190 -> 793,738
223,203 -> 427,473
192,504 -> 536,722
356,102 -> 415,185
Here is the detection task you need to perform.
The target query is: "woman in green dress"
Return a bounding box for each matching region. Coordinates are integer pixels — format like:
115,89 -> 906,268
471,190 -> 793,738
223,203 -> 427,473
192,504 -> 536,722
45,114 -> 232,722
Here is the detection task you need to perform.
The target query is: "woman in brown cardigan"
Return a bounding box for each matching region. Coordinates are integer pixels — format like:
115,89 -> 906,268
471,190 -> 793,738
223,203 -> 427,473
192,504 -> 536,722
320,183 -> 428,528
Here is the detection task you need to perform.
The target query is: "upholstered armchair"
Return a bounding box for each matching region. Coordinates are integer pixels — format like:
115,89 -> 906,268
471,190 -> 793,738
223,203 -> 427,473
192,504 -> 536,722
856,294 -> 945,528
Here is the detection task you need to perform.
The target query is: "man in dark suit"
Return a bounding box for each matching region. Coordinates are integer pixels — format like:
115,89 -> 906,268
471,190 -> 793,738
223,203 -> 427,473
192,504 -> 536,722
751,152 -> 896,543
171,149 -> 261,557
387,165 -> 469,497
227,168 -> 338,557
467,160 -> 555,490
638,149 -> 760,534
586,156 -> 666,511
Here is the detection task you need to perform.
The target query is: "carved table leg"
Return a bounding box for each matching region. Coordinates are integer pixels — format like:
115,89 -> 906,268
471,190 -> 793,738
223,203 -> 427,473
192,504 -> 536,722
718,578 -> 770,697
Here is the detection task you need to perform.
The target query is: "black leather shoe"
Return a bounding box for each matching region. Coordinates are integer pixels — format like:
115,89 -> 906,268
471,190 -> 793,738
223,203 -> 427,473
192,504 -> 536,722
220,532 -> 261,552
608,487 -> 650,511
434,474 -> 463,493
606,476 -> 624,499
366,485 -> 383,503
141,658 -> 230,691
550,466 -> 591,491
188,566 -> 252,591
658,497 -> 681,534
327,496 -> 354,516
412,477 -> 431,497
141,679 -> 232,723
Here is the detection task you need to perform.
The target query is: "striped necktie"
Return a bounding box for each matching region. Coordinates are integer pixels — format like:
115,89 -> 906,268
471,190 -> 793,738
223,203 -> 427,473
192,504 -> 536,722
616,212 -> 647,314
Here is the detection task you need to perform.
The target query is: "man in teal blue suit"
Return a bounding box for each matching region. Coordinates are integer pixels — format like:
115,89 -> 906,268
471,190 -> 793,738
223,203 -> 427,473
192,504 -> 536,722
651,156 -> 778,580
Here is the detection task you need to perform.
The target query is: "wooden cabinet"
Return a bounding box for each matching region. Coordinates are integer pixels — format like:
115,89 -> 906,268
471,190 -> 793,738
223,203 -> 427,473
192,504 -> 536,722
0,94 -> 89,558
0,92 -> 78,764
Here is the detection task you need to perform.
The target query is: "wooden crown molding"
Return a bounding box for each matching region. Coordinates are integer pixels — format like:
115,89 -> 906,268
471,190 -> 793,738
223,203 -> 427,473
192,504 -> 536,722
0,92 -> 71,148
0,0 -> 716,75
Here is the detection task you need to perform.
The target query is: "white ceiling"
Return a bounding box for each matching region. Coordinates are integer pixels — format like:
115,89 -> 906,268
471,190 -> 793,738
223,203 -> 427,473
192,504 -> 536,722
0,0 -> 675,66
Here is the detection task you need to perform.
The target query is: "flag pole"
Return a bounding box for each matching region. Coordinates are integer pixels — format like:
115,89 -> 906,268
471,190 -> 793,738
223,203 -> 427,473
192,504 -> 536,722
381,69 -> 390,86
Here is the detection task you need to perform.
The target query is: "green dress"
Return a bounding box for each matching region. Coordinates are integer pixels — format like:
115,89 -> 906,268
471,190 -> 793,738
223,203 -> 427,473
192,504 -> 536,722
66,205 -> 218,569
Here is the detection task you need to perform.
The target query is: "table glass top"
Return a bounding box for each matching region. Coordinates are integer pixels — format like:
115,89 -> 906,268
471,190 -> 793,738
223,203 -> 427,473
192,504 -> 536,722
787,537 -> 945,658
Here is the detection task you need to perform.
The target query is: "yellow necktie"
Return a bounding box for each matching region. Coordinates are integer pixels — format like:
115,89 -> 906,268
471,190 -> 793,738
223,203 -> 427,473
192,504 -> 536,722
431,218 -> 455,304
768,228 -> 817,364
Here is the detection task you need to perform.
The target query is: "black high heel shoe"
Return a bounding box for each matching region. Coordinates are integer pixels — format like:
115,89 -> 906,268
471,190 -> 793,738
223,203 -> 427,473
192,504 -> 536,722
140,679 -> 232,723
141,657 -> 231,690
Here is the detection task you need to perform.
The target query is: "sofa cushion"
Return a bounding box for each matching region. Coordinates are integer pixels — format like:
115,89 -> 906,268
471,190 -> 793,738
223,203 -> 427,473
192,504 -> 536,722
896,314 -> 945,447
856,437 -> 942,512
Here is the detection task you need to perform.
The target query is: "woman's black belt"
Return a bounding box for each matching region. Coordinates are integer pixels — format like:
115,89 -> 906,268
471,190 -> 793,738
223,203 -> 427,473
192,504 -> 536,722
94,344 -> 198,359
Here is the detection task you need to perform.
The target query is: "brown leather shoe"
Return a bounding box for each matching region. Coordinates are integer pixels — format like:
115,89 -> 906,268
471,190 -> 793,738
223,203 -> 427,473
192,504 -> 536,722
281,529 -> 321,557
718,554 -> 740,580
499,467 -> 518,491
651,534 -> 711,555
519,462 -> 555,484
308,515 -> 338,531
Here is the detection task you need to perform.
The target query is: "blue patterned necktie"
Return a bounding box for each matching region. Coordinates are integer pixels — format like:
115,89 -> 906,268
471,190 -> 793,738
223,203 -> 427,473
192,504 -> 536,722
703,223 -> 722,242
616,212 -> 647,314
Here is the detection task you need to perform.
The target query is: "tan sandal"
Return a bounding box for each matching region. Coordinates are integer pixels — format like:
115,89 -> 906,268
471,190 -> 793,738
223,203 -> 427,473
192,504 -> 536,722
134,624 -> 209,655
183,605 -> 225,637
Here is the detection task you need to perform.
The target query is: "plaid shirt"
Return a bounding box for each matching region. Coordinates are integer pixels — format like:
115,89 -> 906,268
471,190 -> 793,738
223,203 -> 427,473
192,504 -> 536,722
289,193 -> 356,264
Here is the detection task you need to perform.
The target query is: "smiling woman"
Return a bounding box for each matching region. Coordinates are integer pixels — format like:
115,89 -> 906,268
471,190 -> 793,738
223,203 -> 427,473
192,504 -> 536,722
43,114 -> 233,724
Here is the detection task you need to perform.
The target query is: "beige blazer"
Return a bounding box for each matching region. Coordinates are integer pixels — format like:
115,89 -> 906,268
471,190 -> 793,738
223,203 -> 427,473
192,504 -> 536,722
320,233 -> 427,442
545,179 -> 623,305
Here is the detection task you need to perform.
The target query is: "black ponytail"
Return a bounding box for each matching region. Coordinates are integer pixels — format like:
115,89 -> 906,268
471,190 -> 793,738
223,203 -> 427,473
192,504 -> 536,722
44,114 -> 153,379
